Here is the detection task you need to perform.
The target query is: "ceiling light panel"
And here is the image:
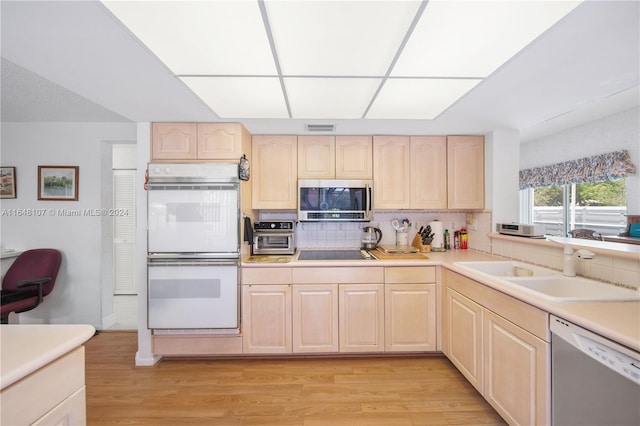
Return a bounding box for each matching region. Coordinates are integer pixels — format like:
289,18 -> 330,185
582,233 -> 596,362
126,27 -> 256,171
264,1 -> 422,76
366,79 -> 481,119
392,0 -> 582,78
101,1 -> 276,75
285,77 -> 382,119
180,77 -> 288,119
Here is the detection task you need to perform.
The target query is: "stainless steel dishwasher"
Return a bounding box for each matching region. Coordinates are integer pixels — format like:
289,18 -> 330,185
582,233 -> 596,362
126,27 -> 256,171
551,315 -> 640,425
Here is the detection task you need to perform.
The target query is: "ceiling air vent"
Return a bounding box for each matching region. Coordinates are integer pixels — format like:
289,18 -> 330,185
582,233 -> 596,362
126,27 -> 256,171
305,124 -> 335,132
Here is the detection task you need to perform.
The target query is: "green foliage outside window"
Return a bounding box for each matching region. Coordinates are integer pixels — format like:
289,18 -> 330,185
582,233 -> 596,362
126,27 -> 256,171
534,179 -> 626,207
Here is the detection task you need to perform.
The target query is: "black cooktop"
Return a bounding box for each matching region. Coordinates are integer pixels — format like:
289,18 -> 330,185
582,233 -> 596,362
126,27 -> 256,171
298,250 -> 371,260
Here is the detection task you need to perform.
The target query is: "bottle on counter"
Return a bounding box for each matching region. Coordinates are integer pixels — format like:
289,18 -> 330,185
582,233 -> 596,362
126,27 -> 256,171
454,230 -> 460,249
444,229 -> 450,250
460,228 -> 468,249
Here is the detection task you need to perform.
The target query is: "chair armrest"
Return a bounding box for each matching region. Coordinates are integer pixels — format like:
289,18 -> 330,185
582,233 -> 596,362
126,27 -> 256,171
15,277 -> 51,306
16,277 -> 51,288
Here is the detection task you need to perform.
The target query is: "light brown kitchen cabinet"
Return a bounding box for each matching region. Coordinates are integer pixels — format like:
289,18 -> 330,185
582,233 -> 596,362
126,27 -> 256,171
242,284 -> 292,354
298,135 -> 373,179
483,310 -> 549,426
1,347 -> 87,426
252,135 -> 298,209
372,135 -> 483,209
151,122 -> 250,161
411,136 -> 448,209
151,122 -> 197,160
443,270 -> 550,426
241,268 -> 293,354
373,136 -> 411,209
443,287 -> 484,392
197,122 -> 251,160
339,283 -> 385,352
292,284 -> 339,353
292,267 -> 384,354
335,136 -> 373,179
384,267 -> 437,352
297,136 -> 336,179
447,135 -> 485,209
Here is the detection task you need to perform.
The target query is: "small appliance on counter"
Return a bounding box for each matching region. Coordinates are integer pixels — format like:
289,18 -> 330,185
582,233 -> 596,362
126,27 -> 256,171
253,221 -> 296,255
496,222 -> 545,238
362,226 -> 382,250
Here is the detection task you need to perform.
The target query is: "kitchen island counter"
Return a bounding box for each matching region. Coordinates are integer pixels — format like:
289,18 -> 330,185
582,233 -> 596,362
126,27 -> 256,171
1,324 -> 95,425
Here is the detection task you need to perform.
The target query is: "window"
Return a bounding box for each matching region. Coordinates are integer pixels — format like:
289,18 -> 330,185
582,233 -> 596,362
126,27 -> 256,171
522,179 -> 627,237
519,150 -> 635,237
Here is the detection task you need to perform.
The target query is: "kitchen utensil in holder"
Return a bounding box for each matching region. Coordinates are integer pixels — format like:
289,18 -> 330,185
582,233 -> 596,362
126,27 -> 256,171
396,230 -> 409,246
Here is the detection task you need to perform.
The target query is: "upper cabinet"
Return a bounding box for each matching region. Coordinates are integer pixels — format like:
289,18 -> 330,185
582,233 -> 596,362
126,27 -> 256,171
373,135 -> 484,210
447,135 -> 485,209
335,136 -> 373,179
151,122 -> 250,161
373,136 -> 411,209
252,135 -> 298,209
298,135 -> 372,179
151,122 -> 197,160
297,136 -> 335,179
411,136 -> 448,209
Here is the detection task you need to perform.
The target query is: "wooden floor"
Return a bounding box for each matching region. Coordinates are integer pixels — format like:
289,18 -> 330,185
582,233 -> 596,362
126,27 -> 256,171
85,331 -> 506,426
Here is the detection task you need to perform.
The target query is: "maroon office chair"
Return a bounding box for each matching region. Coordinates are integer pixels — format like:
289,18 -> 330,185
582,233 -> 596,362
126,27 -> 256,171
1,249 -> 62,324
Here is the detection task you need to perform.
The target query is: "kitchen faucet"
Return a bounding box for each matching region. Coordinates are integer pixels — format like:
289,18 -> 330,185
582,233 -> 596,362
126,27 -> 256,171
563,246 -> 596,277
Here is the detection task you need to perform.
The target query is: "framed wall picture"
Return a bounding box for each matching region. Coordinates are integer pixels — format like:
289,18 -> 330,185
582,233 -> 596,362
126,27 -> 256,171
1,167 -> 17,199
38,166 -> 79,201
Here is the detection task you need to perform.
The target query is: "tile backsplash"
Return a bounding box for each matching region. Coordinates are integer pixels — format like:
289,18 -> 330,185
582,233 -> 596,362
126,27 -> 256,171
258,210 -> 478,249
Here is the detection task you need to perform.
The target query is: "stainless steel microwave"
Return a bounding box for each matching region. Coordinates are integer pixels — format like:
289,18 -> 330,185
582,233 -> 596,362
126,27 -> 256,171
298,179 -> 373,221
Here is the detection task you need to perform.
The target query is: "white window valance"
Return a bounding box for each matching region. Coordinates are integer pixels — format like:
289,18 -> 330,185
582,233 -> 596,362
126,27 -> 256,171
519,150 -> 637,190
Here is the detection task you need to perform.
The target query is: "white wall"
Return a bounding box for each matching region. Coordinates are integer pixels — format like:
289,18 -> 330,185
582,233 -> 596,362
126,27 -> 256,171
0,122 -> 136,326
520,107 -> 640,214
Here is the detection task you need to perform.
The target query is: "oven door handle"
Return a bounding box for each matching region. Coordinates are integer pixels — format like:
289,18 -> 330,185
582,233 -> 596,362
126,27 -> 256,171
147,259 -> 239,267
146,182 -> 239,190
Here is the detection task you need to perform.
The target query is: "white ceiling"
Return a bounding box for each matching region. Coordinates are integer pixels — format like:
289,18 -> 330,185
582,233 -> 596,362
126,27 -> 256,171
1,1 -> 638,142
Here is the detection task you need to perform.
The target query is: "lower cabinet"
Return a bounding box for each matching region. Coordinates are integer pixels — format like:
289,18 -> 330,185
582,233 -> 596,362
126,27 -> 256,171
384,267 -> 437,352
339,283 -> 385,352
241,266 -> 438,356
443,287 -> 483,391
242,268 -> 293,354
443,270 -> 550,426
242,284 -> 292,354
483,310 -> 549,426
292,284 -> 339,353
1,347 -> 87,426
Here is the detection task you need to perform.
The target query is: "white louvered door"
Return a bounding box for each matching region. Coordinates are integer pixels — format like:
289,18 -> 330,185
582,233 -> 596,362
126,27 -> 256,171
113,169 -> 136,294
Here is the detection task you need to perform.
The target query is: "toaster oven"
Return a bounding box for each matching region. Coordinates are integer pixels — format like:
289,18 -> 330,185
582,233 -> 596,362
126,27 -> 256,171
252,221 -> 296,255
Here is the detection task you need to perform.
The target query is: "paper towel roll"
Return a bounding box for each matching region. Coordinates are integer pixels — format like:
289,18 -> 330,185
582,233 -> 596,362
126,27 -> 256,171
429,220 -> 444,251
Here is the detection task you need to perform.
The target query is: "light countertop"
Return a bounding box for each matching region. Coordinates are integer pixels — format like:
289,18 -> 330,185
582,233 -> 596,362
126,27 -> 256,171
242,249 -> 640,353
0,324 -> 96,390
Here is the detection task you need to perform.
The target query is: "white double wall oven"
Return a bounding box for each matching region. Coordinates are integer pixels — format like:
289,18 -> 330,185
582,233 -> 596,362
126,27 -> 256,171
146,163 -> 241,330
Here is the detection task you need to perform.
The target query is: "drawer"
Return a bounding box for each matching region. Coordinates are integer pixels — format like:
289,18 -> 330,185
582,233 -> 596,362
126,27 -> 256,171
385,266 -> 436,283
242,267 -> 292,285
153,335 -> 243,355
292,267 -> 384,284
1,347 -> 85,426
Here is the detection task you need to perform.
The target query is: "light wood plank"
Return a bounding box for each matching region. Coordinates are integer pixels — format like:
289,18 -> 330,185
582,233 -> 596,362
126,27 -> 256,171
85,331 -> 506,425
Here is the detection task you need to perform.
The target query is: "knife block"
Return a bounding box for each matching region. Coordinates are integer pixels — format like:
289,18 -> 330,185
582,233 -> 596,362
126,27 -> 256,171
411,234 -> 431,252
